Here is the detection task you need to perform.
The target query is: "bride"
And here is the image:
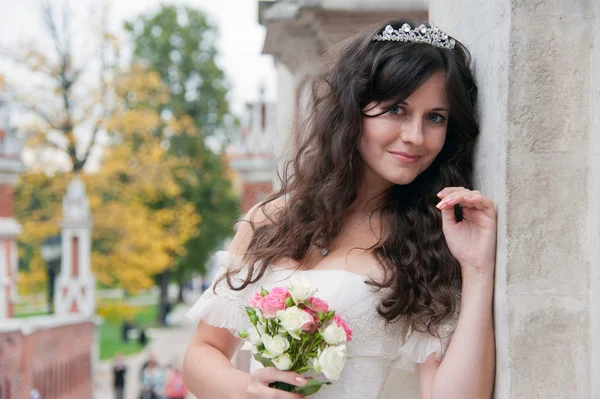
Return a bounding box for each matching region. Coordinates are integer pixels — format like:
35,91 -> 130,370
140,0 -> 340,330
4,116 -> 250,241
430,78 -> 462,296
183,18 -> 496,399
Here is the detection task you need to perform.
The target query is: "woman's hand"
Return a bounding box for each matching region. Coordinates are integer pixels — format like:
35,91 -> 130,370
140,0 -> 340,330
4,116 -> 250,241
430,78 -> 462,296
246,367 -> 307,399
436,187 -> 497,277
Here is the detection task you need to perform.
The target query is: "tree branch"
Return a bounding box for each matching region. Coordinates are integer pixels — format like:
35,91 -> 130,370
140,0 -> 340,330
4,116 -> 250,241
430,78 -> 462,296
21,103 -> 55,127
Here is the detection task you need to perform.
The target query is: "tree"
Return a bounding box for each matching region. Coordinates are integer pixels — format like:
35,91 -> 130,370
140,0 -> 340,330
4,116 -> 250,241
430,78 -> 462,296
14,172 -> 70,297
126,5 -> 239,306
14,66 -> 200,310
90,65 -> 200,296
124,5 -> 235,137
0,1 -> 118,173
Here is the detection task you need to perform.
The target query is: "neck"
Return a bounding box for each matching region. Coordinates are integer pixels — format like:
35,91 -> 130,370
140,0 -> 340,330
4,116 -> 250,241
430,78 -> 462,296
350,165 -> 393,215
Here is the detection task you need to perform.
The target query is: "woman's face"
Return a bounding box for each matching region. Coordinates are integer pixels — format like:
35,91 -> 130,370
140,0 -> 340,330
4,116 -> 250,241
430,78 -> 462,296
359,71 -> 449,188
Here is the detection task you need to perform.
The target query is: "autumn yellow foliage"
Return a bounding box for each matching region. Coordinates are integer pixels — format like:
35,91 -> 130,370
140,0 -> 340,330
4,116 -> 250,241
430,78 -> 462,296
97,301 -> 137,324
17,66 -> 200,295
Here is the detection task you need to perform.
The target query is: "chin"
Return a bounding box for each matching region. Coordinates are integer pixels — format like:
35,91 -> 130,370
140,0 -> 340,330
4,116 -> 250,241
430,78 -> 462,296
386,174 -> 419,186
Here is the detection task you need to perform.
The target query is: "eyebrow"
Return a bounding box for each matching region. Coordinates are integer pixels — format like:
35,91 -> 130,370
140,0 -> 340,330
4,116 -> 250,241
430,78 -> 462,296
399,101 -> 450,113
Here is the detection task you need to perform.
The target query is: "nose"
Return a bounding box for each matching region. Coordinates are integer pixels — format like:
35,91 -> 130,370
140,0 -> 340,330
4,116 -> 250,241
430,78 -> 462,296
399,116 -> 424,145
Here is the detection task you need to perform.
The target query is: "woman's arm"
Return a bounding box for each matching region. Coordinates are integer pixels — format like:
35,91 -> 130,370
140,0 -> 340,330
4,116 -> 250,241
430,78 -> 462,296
182,198 -> 307,399
419,271 -> 495,399
182,321 -> 252,398
419,187 -> 497,399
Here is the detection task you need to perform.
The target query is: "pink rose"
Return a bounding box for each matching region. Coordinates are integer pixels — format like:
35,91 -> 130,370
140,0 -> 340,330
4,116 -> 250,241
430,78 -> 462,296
257,294 -> 286,318
302,310 -> 317,332
269,286 -> 291,300
248,292 -> 263,307
333,315 -> 352,341
308,297 -> 329,313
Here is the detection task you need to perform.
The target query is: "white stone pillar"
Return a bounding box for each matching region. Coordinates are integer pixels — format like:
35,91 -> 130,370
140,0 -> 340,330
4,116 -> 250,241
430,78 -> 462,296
54,175 -> 95,318
429,0 -> 597,397
0,101 -> 24,319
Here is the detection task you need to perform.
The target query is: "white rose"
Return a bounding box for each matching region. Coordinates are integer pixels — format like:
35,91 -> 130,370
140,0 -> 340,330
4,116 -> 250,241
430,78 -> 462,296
261,334 -> 290,358
240,341 -> 256,352
317,345 -> 347,381
323,324 -> 347,345
272,353 -> 293,371
276,306 -> 313,339
286,275 -> 316,303
312,357 -> 321,373
248,326 -> 262,345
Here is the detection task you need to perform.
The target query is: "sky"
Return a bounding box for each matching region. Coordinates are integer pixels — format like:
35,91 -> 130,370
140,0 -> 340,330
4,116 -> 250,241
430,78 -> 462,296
0,0 -> 277,113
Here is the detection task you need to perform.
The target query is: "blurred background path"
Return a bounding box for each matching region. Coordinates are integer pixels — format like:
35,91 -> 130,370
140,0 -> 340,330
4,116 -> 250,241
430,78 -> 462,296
94,303 -> 198,399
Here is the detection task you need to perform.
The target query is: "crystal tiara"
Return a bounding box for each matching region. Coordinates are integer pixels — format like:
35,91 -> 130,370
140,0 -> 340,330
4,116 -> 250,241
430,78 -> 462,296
373,23 -> 456,50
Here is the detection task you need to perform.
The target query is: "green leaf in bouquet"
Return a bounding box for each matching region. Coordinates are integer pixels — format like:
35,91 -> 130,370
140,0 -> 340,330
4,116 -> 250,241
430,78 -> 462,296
269,379 -> 331,396
269,381 -> 295,392
261,287 -> 269,296
293,379 -> 332,396
253,353 -> 275,368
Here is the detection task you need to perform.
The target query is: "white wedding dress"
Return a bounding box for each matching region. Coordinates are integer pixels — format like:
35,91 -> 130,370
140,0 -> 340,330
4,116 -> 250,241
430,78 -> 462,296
186,251 -> 458,399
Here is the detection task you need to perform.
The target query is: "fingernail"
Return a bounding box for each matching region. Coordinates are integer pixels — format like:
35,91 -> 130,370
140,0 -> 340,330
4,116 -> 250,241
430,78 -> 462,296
296,377 -> 307,385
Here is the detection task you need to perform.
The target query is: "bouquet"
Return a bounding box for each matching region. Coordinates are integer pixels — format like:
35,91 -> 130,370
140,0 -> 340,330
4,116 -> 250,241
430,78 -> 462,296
239,275 -> 352,396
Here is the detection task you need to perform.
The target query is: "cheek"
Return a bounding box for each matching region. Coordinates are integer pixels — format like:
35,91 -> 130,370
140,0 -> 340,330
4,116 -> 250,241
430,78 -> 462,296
360,119 -> 395,155
426,130 -> 447,158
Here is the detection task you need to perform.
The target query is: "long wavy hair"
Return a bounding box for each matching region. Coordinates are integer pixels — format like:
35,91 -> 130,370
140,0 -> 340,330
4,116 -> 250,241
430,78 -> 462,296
225,18 -> 479,335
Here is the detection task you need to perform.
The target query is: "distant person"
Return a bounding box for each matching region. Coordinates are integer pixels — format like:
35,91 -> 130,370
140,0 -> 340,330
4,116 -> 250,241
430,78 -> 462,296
138,328 -> 148,346
140,360 -> 164,399
165,367 -> 188,399
121,319 -> 133,342
139,353 -> 157,382
112,353 -> 127,399
164,302 -> 172,325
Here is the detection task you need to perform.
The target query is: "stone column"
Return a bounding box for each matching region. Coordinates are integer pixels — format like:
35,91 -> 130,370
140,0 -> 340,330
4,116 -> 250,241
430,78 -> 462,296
0,101 -> 24,319
429,0 -> 597,397
54,176 -> 95,318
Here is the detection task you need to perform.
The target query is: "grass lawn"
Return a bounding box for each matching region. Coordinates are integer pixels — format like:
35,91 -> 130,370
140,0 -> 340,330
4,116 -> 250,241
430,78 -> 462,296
14,310 -> 50,318
98,305 -> 158,360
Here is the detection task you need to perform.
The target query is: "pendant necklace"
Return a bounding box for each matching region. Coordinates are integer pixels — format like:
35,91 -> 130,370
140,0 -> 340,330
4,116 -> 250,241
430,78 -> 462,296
320,217 -> 368,257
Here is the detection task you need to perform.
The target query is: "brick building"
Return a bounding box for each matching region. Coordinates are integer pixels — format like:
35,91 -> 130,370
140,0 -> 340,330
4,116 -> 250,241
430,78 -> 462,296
229,94 -> 277,214
0,101 -> 96,399
0,318 -> 94,399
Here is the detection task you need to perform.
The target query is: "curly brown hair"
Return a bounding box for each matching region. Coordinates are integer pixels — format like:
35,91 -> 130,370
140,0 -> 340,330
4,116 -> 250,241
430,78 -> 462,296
224,18 -> 479,336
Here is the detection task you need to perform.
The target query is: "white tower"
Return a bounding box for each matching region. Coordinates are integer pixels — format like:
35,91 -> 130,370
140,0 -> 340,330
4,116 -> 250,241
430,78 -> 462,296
0,100 -> 24,319
54,175 -> 95,317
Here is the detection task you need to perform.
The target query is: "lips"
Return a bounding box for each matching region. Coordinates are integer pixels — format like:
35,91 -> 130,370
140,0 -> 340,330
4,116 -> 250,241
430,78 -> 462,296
388,151 -> 422,164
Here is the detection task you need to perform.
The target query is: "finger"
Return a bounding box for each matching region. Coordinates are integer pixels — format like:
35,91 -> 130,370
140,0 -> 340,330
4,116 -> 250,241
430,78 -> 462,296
460,195 -> 488,210
250,385 -> 305,399
437,186 -> 465,198
437,189 -> 480,209
436,190 -> 468,209
255,367 -> 308,387
440,206 -> 458,226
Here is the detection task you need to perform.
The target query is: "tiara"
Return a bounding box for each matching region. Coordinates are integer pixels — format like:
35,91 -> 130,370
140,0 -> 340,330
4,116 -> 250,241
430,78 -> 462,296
373,23 -> 456,50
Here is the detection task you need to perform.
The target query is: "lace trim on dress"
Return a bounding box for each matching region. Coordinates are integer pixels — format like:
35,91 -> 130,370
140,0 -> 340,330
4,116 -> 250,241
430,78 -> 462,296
392,298 -> 460,371
184,251 -> 251,336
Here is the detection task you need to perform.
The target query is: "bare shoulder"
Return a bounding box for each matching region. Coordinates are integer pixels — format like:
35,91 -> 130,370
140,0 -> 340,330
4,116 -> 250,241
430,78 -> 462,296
245,196 -> 287,226
228,196 -> 287,255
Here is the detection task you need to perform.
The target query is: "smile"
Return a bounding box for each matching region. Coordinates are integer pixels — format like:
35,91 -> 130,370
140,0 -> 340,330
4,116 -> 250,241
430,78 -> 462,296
388,151 -> 422,164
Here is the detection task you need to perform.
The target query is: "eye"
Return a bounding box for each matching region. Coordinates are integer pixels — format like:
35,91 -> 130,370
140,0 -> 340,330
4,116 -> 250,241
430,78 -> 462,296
427,113 -> 447,123
388,105 -> 404,115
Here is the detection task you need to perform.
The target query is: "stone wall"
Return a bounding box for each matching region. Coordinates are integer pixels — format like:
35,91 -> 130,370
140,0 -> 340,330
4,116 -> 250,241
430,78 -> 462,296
0,318 -> 95,399
429,0 -> 597,397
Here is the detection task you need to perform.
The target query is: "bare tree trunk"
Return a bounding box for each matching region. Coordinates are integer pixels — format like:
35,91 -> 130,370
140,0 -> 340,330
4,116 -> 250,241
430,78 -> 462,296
157,269 -> 170,326
176,266 -> 185,304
